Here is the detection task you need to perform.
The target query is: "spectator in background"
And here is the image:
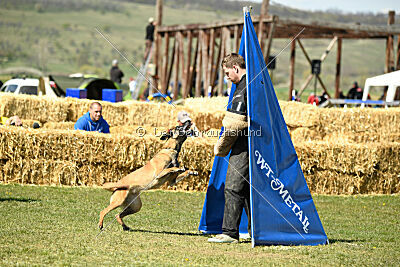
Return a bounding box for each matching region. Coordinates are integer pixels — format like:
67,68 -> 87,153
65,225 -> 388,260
319,92 -> 329,105
307,93 -> 319,106
110,59 -> 124,84
347,81 -> 363,100
74,102 -> 110,133
128,77 -> 137,98
1,116 -> 22,126
144,17 -> 156,62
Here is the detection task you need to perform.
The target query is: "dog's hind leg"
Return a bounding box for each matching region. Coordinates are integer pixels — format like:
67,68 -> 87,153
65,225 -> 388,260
117,193 -> 142,231
98,190 -> 128,230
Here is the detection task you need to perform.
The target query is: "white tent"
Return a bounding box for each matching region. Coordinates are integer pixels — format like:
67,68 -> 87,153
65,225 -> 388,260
362,70 -> 400,102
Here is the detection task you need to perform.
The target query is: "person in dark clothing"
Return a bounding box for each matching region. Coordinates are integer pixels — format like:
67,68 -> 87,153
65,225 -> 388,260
109,59 -> 124,84
347,81 -> 363,100
208,53 -> 250,244
144,17 -> 156,61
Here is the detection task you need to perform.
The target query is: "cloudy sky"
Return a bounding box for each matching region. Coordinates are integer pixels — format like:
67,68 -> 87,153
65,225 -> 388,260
252,0 -> 400,14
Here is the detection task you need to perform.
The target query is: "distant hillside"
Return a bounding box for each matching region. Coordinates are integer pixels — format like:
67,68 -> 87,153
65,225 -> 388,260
0,0 -> 395,100
132,0 -> 399,26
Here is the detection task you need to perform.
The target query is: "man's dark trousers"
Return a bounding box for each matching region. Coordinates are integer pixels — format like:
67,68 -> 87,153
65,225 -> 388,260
222,134 -> 251,240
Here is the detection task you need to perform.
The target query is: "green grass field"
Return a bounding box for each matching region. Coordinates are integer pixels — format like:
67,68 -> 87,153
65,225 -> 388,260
0,184 -> 399,265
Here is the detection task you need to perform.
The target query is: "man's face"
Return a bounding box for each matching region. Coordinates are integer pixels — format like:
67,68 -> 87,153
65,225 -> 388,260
89,104 -> 102,122
223,65 -> 240,84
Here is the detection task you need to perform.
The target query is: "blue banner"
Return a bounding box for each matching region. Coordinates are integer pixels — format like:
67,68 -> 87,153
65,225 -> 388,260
199,9 -> 328,246
242,10 -> 327,246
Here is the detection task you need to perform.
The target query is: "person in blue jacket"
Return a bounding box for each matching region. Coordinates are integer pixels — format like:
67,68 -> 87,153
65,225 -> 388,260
74,102 -> 110,133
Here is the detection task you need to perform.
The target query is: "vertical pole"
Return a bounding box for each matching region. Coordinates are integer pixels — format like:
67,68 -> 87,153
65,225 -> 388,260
154,0 -> 163,90
218,29 -> 226,96
257,0 -> 269,54
187,34 -> 199,98
265,18 -> 275,65
166,37 -> 176,95
385,10 -> 395,73
161,32 -> 169,93
211,28 -> 223,96
201,30 -> 210,96
289,40 -> 296,101
195,31 -> 203,97
183,30 -> 192,98
234,25 -> 239,52
178,31 -> 185,98
396,35 -> 400,70
207,28 -> 216,96
335,38 -> 342,98
173,33 -> 180,100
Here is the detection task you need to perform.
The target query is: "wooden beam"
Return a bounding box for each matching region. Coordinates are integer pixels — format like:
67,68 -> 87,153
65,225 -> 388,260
297,39 -> 312,65
187,34 -> 199,98
289,40 -> 295,101
396,35 -> 400,70
172,34 -> 180,100
386,11 -> 395,73
207,29 -> 216,96
218,29 -> 227,96
316,75 -> 330,98
320,36 -> 338,62
335,38 -> 342,98
157,16 -> 273,34
178,32 -> 185,99
258,0 -> 269,53
161,32 -> 169,93
154,0 -> 163,82
211,28 -> 223,96
183,30 -> 192,98
201,30 -> 210,96
224,27 -> 232,93
166,37 -> 176,95
195,32 -> 203,97
234,25 -> 240,52
265,18 -> 276,63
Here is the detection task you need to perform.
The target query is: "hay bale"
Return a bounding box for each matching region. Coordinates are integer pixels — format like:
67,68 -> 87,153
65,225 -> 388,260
0,93 -> 68,123
66,98 -> 129,127
42,122 -> 75,130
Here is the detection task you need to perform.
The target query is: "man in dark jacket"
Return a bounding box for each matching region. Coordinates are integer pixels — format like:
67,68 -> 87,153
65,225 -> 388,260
347,81 -> 363,100
110,59 -> 124,84
144,17 -> 156,61
74,102 -> 110,133
209,53 -> 250,244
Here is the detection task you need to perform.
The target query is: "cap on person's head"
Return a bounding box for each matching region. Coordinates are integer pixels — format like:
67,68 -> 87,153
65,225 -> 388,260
177,111 -> 191,123
112,59 -> 118,65
148,17 -> 154,23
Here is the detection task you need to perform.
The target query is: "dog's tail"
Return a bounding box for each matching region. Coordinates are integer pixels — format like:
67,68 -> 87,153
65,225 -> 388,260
102,182 -> 130,191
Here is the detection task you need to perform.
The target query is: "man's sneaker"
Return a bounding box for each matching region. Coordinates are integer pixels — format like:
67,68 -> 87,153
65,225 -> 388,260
208,234 -> 239,243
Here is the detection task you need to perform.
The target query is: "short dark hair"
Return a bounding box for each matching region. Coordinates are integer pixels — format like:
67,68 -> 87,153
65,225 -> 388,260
221,53 -> 246,69
90,102 -> 102,109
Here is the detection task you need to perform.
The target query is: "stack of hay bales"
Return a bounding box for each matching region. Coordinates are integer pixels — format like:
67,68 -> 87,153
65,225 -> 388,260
0,125 -> 215,190
0,93 -> 399,194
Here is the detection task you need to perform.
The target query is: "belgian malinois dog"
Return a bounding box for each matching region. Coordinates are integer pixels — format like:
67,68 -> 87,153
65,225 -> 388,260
98,124 -> 198,231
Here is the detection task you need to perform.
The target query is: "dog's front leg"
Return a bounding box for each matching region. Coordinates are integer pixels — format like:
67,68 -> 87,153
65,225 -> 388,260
169,169 -> 198,187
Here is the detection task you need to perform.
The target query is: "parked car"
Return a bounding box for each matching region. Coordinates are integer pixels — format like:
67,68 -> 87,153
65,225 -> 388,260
0,78 -> 39,95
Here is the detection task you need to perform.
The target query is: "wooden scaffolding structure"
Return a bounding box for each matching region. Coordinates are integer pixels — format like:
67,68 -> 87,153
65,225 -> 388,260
153,0 -> 400,100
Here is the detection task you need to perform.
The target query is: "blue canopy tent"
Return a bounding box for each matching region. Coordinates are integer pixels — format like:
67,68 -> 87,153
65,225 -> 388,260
199,7 -> 328,247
